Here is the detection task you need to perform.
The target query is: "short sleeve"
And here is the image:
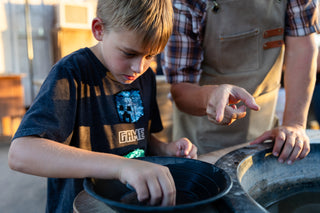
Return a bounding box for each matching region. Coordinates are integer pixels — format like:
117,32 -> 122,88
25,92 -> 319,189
13,64 -> 78,143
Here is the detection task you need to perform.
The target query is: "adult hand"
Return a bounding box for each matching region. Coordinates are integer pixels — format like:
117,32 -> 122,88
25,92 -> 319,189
167,137 -> 198,159
206,84 -> 260,125
118,158 -> 176,206
250,125 -> 310,164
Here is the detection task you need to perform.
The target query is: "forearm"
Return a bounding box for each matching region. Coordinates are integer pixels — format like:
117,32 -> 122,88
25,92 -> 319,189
171,83 -> 218,116
283,35 -> 318,128
8,136 -> 126,179
148,134 -> 169,156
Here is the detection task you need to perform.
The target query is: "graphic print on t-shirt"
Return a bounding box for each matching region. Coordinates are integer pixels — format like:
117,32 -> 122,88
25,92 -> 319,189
115,90 -> 144,123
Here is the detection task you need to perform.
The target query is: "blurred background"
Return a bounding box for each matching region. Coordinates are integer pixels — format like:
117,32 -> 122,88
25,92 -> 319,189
0,0 -> 319,213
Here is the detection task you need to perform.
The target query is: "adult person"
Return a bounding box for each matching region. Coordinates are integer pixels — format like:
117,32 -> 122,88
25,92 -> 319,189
162,0 -> 319,164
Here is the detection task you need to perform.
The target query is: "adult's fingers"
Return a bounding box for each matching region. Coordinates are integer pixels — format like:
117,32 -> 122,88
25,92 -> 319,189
213,105 -> 247,125
230,86 -> 260,111
272,131 -> 286,157
236,105 -> 248,119
214,94 -> 229,122
250,126 -> 310,164
226,105 -> 247,120
274,128 -> 309,164
286,139 -> 304,165
250,130 -> 272,145
298,140 -> 310,159
278,132 -> 295,163
207,84 -> 258,124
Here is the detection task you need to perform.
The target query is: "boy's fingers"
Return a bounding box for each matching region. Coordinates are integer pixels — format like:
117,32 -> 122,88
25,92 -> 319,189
159,172 -> 176,206
146,178 -> 162,206
175,138 -> 197,159
181,141 -> 193,157
188,145 -> 198,159
135,182 -> 150,203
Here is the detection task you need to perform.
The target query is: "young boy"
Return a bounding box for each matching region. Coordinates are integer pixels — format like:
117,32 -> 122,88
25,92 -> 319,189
8,0 -> 197,212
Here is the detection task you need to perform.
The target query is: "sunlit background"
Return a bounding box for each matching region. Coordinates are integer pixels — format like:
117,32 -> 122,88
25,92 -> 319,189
0,0 -> 98,136
0,0 -> 97,101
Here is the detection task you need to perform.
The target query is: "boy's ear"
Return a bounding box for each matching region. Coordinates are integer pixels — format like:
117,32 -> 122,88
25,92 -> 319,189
91,17 -> 104,41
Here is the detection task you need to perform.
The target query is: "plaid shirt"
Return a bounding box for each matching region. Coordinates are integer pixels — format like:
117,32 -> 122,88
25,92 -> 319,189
162,0 -> 320,84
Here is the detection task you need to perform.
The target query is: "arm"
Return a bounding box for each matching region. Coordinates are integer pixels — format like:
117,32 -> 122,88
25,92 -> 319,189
252,34 -> 318,164
8,136 -> 123,178
171,83 -> 260,125
171,83 -> 217,116
163,1 -> 259,125
283,35 -> 317,129
8,136 -> 176,206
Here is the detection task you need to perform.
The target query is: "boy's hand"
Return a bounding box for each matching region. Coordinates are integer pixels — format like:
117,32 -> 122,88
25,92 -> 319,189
168,138 -> 198,159
118,159 -> 176,206
207,84 -> 260,125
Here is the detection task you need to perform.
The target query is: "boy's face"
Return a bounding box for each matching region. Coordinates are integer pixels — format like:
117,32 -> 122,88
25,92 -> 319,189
98,29 -> 156,84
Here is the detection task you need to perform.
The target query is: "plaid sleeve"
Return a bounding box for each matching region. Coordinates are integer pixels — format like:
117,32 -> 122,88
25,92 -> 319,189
286,0 -> 320,36
162,0 -> 206,84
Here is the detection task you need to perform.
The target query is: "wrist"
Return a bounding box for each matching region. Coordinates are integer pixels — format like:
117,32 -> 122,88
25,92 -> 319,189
281,121 -> 306,129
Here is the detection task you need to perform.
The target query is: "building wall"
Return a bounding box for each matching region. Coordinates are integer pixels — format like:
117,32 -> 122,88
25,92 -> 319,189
0,0 -> 97,136
0,0 -> 97,106
0,0 -> 56,106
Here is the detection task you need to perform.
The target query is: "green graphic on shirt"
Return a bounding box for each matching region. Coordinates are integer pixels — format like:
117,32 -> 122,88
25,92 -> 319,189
123,148 -> 145,158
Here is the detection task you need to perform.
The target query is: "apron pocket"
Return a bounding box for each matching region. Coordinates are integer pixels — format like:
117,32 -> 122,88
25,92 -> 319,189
211,28 -> 260,74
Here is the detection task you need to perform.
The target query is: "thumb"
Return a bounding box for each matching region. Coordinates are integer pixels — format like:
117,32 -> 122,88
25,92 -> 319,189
250,131 -> 271,145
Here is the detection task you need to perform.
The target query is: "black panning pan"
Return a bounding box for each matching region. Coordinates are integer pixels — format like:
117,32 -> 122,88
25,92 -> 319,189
83,156 -> 232,213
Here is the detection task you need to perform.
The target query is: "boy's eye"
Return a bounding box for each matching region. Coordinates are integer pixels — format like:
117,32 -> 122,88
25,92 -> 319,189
123,51 -> 136,57
122,50 -> 155,60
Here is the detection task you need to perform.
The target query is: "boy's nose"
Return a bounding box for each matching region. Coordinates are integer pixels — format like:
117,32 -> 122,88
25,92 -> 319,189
131,57 -> 145,73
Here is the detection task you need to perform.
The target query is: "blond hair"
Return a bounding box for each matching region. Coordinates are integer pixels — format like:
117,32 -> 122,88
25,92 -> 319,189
96,0 -> 173,55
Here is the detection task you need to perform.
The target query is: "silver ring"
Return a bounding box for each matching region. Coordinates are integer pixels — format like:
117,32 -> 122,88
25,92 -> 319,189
296,139 -> 303,145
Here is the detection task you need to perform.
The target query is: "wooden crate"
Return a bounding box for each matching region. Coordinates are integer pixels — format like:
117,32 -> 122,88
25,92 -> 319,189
0,75 -> 25,136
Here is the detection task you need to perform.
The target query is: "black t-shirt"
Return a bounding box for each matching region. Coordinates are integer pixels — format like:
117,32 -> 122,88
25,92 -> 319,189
13,48 -> 163,213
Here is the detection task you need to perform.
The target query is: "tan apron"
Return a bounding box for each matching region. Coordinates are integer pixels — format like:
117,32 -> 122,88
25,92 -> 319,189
173,0 -> 287,154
